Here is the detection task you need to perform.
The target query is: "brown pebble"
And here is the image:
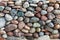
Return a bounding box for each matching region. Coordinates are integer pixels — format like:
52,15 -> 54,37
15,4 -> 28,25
33,33 -> 39,38
24,25 -> 30,30
5,24 -> 17,31
3,10 -> 9,13
18,22 -> 25,30
56,15 -> 60,19
24,33 -> 32,36
54,24 -> 60,29
14,29 -> 20,33
11,20 -> 18,24
7,32 -> 13,36
36,7 -> 41,12
41,16 -> 47,21
0,38 -> 5,40
35,13 -> 41,18
38,2 -> 43,6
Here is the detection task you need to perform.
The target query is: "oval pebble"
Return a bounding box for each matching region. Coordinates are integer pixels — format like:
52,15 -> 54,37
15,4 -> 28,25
33,23 -> 40,27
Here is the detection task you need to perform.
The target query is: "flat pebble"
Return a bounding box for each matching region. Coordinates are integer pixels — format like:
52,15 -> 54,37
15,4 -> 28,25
22,29 -> 29,33
5,24 -> 17,31
18,17 -> 23,21
5,7 -> 11,11
25,11 -> 34,17
39,32 -> 44,36
52,30 -> 59,34
0,13 -> 4,17
54,10 -> 60,14
33,23 -> 40,27
5,14 -> 13,21
11,20 -> 18,24
0,18 -> 6,28
30,4 -> 37,7
30,17 -> 39,22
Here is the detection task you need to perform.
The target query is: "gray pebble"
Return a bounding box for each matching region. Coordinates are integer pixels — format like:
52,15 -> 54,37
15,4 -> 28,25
18,17 -> 23,21
41,10 -> 47,15
33,23 -> 40,27
52,30 -> 59,34
24,18 -> 30,23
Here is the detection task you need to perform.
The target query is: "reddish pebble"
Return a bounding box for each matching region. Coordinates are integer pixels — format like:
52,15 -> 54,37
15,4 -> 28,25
7,32 -> 13,36
33,33 -> 39,38
35,13 -> 41,18
0,38 -> 5,40
36,7 -> 41,12
11,20 -> 18,24
38,2 -> 43,6
41,16 -> 47,21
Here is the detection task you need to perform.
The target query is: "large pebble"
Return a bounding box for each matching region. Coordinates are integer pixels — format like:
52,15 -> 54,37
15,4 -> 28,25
54,10 -> 60,14
30,17 -> 39,22
25,11 -> 34,17
18,22 -> 25,30
0,6 -> 4,11
5,24 -> 17,31
5,14 -> 13,21
55,3 -> 59,9
23,2 -> 29,8
0,18 -> 6,28
33,23 -> 40,27
41,10 -> 47,15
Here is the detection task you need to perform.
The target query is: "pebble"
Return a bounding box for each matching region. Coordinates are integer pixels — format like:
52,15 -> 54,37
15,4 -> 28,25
54,24 -> 60,29
25,11 -> 34,17
0,6 -> 4,11
46,20 -> 51,23
33,33 -> 39,38
36,28 -> 41,32
39,32 -> 44,36
35,13 -> 41,18
39,20 -> 45,25
42,4 -> 48,10
15,0 -> 22,6
33,23 -> 40,27
55,3 -> 59,9
36,7 -> 41,12
47,22 -> 54,27
17,11 -> 24,17
0,18 -> 6,28
18,17 -> 23,21
24,18 -> 30,23
0,37 -> 5,40
38,2 -> 43,6
23,2 -> 29,8
47,6 -> 54,12
3,10 -> 9,13
30,4 -> 37,7
2,34 -> 7,38
24,25 -> 30,30
27,23 -> 33,27
5,14 -> 13,21
41,10 -> 47,15
48,13 -> 55,20
7,32 -> 13,36
30,17 -> 39,22
5,24 -> 17,31
41,16 -> 47,21
11,20 -> 18,24
0,13 -> 4,17
56,15 -> 60,19
14,16 -> 18,20
22,29 -> 29,33
24,33 -> 32,36
18,22 -> 25,30
29,28 -> 35,33
31,0 -> 40,3
52,30 -> 59,34
54,10 -> 60,14
5,7 -> 11,11
21,8 -> 27,12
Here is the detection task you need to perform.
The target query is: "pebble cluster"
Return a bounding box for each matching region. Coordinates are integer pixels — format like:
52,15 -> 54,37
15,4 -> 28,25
0,0 -> 60,40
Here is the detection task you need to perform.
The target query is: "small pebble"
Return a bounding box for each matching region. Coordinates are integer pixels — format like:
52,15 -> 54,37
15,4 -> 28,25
24,18 -> 30,23
29,28 -> 35,33
27,23 -> 33,27
11,20 -> 18,24
25,11 -> 34,17
35,13 -> 41,18
5,14 -> 13,21
52,30 -> 59,34
0,13 -> 4,17
2,34 -> 7,38
18,22 -> 25,30
55,3 -> 59,9
7,32 -> 13,36
24,33 -> 32,36
39,32 -> 44,36
41,10 -> 47,15
54,24 -> 60,29
0,18 -> 6,28
33,23 -> 40,27
18,17 -> 23,21
0,6 -> 4,11
41,16 -> 47,21
54,10 -> 60,14
23,2 -> 29,8
24,25 -> 30,30
33,33 -> 39,38
36,28 -> 41,32
30,4 -> 37,7
36,7 -> 41,12
22,29 -> 29,33
5,7 -> 11,11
